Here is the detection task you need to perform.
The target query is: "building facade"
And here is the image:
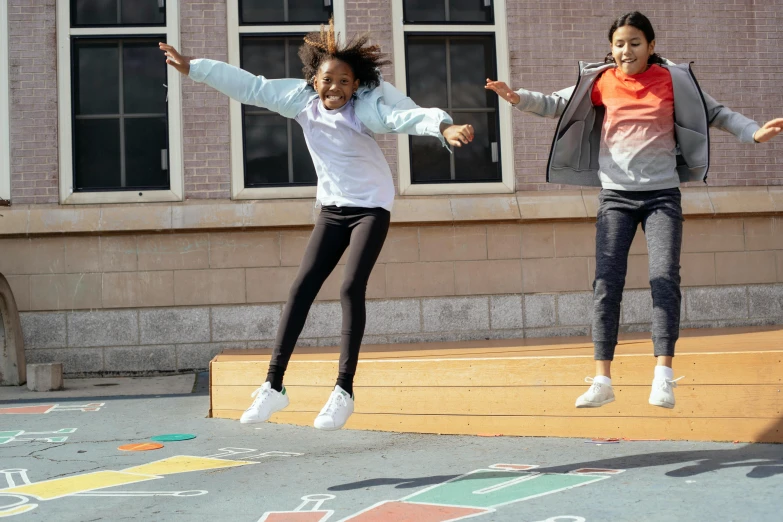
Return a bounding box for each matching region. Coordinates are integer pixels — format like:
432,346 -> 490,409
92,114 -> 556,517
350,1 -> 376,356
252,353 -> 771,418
1,0 -> 782,375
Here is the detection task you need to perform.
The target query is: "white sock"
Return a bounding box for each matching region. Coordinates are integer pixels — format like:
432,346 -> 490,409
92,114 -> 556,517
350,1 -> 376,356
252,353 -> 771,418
593,375 -> 611,386
654,366 -> 674,381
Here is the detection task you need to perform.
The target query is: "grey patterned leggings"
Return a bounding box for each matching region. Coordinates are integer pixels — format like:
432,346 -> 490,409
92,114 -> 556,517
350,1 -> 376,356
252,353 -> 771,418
592,188 -> 683,360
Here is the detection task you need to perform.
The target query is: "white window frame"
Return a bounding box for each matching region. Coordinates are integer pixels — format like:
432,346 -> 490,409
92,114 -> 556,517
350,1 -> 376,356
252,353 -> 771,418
0,0 -> 10,202
56,0 -> 184,204
391,0 -> 514,195
227,0 -> 346,200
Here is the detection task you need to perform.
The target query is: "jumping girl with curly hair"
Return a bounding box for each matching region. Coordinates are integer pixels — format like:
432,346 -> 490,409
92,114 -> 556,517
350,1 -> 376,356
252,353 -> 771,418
160,20 -> 474,431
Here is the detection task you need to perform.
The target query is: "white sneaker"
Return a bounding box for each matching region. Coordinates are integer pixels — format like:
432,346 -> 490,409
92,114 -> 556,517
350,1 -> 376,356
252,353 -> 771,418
575,377 -> 616,408
313,386 -> 354,431
649,376 -> 684,409
239,382 -> 289,424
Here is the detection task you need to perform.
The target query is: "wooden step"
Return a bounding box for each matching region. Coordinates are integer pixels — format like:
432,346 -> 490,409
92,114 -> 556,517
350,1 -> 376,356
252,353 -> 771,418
209,326 -> 783,443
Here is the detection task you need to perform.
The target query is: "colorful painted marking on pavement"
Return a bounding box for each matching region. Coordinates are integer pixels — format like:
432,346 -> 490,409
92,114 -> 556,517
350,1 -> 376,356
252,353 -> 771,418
0,429 -> 77,445
341,501 -> 490,522
0,403 -> 104,415
0,454 -> 267,517
258,464 -> 624,522
258,493 -> 335,522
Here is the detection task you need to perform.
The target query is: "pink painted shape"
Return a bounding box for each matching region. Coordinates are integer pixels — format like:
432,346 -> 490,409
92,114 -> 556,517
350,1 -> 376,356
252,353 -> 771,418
261,512 -> 331,522
344,501 -> 488,522
0,405 -> 55,415
489,464 -> 538,471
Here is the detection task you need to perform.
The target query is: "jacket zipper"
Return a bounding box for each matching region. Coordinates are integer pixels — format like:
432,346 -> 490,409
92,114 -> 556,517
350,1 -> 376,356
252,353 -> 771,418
684,62 -> 712,184
545,63 -> 584,183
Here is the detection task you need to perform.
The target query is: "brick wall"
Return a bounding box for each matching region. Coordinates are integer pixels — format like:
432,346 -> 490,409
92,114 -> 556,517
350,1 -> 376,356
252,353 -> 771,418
5,1 -> 782,202
180,0 -> 231,199
346,0 -> 399,189
8,0 -> 58,204
507,0 -> 783,191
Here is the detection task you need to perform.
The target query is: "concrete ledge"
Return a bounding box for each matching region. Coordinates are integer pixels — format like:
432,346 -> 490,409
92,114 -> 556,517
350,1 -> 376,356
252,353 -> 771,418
2,186 -> 783,237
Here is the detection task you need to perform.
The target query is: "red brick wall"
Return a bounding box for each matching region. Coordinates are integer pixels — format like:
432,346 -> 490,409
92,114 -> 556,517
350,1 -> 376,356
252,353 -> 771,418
8,0 -> 59,204
7,1 -> 782,202
180,0 -> 231,199
346,0 -> 399,189
507,0 -> 783,190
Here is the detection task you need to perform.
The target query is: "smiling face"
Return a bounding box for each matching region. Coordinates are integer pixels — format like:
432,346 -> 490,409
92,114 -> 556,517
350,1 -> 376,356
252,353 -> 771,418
313,59 -> 360,110
611,24 -> 655,75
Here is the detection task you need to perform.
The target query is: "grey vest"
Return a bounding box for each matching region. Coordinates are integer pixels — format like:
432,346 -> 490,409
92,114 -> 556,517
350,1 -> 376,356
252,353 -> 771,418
547,62 -> 710,187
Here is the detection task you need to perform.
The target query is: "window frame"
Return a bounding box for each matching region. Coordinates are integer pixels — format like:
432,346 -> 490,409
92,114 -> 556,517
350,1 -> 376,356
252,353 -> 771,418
56,0 -> 184,204
391,0 -> 514,195
0,0 -> 10,202
227,0 -> 346,200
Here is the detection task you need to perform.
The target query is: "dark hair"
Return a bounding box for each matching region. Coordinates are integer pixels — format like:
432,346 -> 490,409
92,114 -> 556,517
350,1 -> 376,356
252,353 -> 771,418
299,18 -> 391,89
604,11 -> 665,65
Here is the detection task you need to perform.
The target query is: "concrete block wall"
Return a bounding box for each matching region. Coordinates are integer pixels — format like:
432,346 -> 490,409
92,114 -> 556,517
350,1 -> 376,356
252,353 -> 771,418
19,284 -> 783,375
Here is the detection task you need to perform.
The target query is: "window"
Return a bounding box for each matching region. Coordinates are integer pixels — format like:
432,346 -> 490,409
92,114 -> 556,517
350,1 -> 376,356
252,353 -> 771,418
228,0 -> 346,200
57,0 -> 183,204
0,0 -> 9,202
392,0 -> 514,195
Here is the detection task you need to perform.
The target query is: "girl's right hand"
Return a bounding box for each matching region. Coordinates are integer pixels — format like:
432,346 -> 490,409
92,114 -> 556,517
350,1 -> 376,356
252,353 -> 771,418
485,79 -> 520,105
159,43 -> 191,76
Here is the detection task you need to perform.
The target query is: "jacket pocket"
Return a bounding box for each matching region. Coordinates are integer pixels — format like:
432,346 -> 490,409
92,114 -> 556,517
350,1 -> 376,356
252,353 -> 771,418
674,123 -> 708,168
551,120 -> 584,169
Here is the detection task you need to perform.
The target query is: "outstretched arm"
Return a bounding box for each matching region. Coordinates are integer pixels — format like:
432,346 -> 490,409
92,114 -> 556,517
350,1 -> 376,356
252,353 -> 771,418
485,79 -> 570,119
159,43 -> 310,118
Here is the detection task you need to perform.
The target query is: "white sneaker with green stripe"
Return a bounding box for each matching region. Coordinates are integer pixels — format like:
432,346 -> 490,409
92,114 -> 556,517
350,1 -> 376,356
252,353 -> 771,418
314,385 -> 354,431
239,381 -> 289,424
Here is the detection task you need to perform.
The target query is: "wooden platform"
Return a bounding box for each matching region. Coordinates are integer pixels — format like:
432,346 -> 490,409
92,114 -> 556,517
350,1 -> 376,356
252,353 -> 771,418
209,326 -> 783,443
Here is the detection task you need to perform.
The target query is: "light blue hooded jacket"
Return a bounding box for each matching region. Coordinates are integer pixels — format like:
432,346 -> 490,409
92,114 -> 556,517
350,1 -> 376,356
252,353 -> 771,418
188,58 -> 453,148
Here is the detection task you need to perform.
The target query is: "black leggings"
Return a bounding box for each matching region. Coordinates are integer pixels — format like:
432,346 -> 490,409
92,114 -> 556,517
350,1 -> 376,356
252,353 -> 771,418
266,205 -> 390,391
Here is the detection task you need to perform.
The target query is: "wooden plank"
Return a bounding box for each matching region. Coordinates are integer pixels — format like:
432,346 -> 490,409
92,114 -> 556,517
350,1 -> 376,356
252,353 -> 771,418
211,384 -> 783,419
210,410 -> 783,443
210,351 -> 783,387
210,326 -> 783,364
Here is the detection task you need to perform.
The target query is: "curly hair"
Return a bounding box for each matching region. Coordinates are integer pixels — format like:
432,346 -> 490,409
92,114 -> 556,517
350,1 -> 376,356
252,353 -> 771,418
604,11 -> 666,66
299,18 -> 391,89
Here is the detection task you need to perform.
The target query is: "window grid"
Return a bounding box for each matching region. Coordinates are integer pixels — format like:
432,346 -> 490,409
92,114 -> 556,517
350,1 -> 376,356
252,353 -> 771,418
227,0 -> 347,200
57,0 -> 183,204
391,0 -> 514,195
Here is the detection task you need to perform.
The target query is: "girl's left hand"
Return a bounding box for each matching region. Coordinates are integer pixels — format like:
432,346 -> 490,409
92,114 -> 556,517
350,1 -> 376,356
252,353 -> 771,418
441,124 -> 475,147
753,118 -> 783,143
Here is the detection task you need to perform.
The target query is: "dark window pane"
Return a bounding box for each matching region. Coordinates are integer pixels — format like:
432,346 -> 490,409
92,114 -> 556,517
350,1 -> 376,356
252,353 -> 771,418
240,0 -> 331,24
123,41 -> 167,114
73,0 -> 165,26
404,0 -> 446,22
73,0 -> 117,25
74,42 -> 120,115
291,123 -> 317,184
406,37 -> 448,108
450,0 -> 493,23
410,135 -> 451,183
74,119 -> 121,190
453,112 -> 499,182
241,38 -> 288,79
450,37 -> 496,109
125,117 -> 169,188
241,36 -> 316,186
403,0 -> 492,23
244,114 -> 291,186
121,0 -> 165,25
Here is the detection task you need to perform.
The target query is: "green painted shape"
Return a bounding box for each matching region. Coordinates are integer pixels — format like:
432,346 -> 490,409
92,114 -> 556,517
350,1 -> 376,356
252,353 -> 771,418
0,437 -> 14,445
150,433 -> 196,442
0,431 -> 23,437
405,470 -> 602,509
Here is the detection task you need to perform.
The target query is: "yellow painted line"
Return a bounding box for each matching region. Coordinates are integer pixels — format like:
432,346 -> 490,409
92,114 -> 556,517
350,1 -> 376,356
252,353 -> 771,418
123,456 -> 257,476
0,504 -> 39,518
2,471 -> 159,501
